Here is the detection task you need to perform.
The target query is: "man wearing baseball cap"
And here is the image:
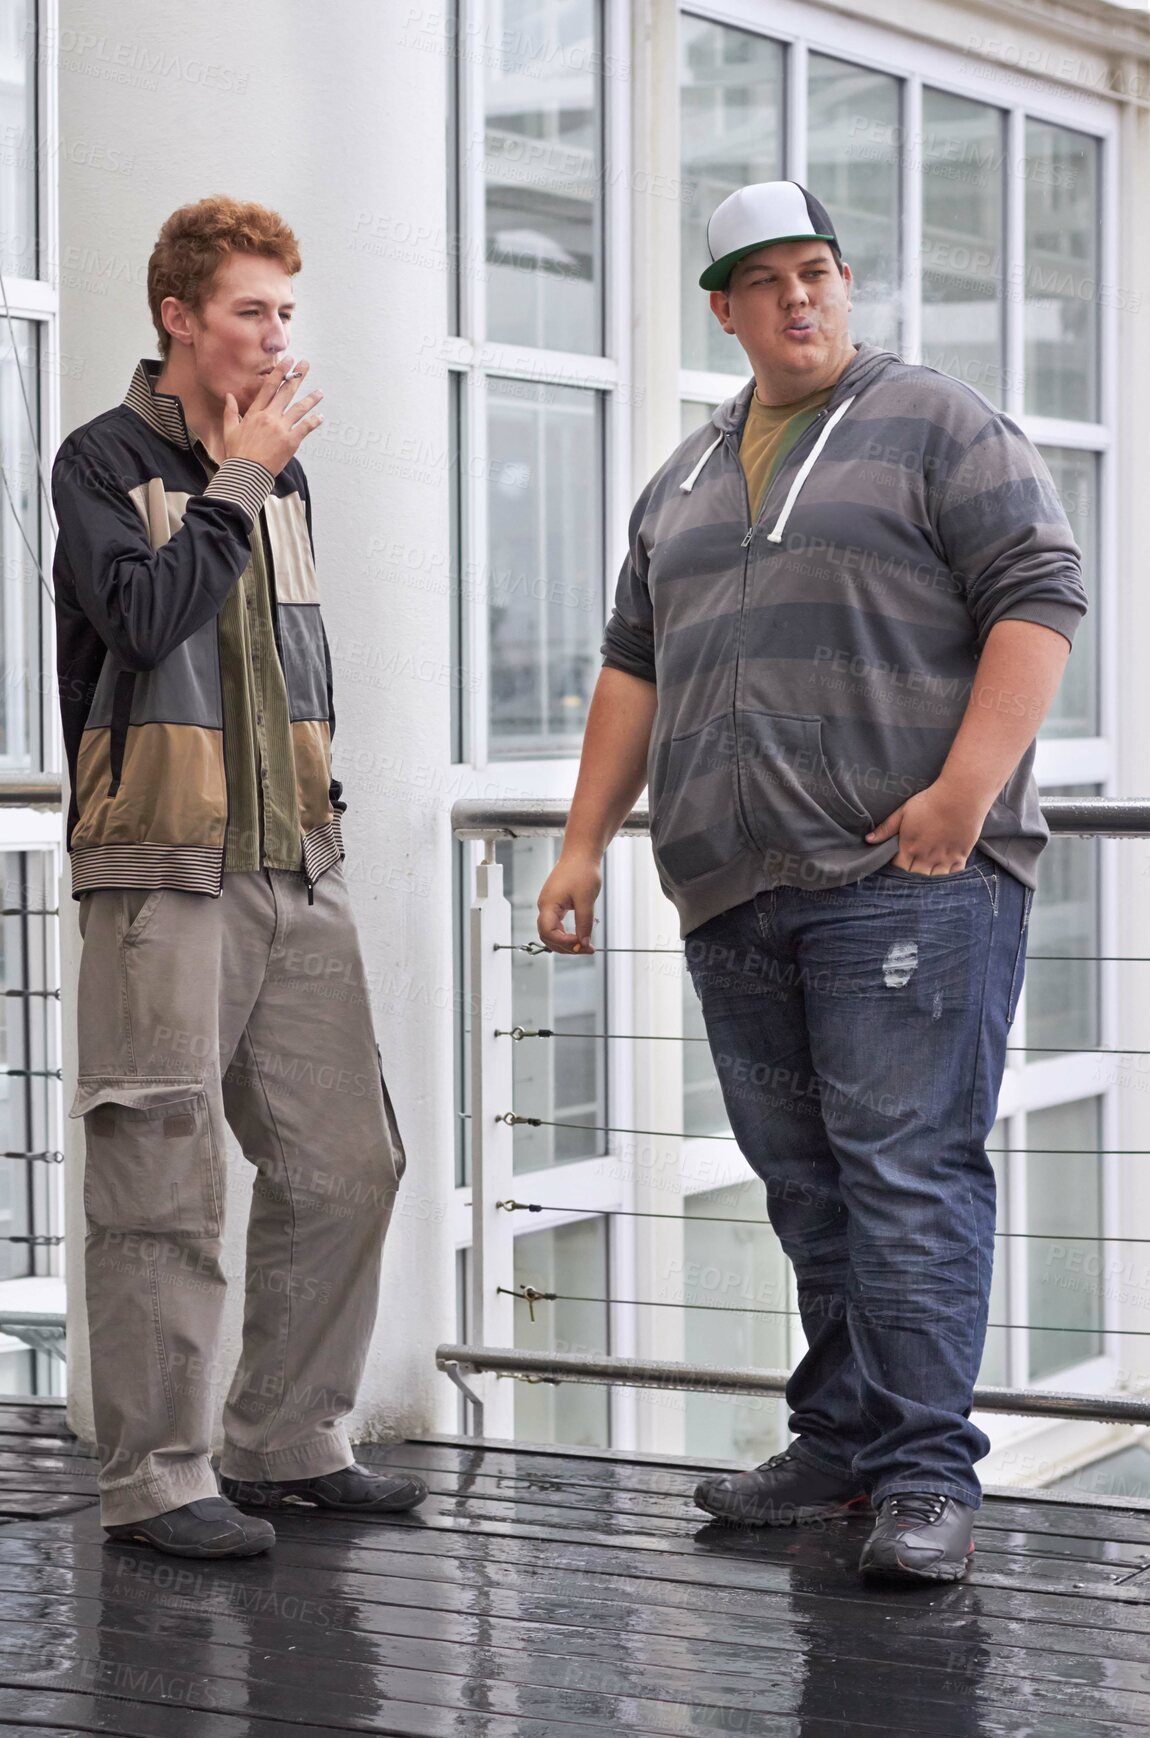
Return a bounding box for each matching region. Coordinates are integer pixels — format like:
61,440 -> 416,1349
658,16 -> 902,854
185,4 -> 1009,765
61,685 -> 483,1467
536,181 -> 1086,1584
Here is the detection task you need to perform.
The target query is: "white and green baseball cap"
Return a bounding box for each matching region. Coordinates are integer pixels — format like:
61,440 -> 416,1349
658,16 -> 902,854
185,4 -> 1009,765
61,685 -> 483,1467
700,180 -> 840,292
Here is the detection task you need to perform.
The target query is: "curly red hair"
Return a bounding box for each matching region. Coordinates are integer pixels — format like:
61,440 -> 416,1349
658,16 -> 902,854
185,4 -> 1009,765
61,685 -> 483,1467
148,196 -> 302,357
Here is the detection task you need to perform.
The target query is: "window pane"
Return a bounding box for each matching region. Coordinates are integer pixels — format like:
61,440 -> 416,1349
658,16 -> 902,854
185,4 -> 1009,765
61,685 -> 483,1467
1027,1098 -> 1103,1380
808,55 -> 901,352
920,90 -> 1005,407
493,838 -> 606,1175
446,0 -> 460,336
683,1182 -> 789,1462
0,1 -> 36,280
683,959 -> 725,1138
0,318 -> 41,766
1037,448 -> 1097,739
487,379 -> 602,757
0,1347 -> 34,1394
1047,1442 -> 1150,1503
680,399 -> 717,441
514,1217 -> 610,1445
1026,785 -> 1099,1061
1024,123 -> 1100,421
484,0 -> 602,353
978,1121 -> 1009,1386
680,19 -> 783,375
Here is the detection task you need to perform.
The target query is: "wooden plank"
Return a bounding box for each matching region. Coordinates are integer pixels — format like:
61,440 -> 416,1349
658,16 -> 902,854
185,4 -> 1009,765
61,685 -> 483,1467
3,1564 -> 1149,1706
3,1601 -> 1148,1736
0,1684 -> 645,1738
0,1493 -> 95,1520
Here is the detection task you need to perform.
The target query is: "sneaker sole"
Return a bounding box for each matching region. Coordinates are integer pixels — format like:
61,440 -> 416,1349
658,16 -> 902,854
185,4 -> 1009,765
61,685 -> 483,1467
693,1489 -> 872,1527
104,1530 -> 274,1558
223,1487 -> 425,1514
859,1544 -> 974,1584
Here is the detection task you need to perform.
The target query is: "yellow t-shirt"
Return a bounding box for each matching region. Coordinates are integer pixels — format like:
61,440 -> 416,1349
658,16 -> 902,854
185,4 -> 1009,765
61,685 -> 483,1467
739,383 -> 835,523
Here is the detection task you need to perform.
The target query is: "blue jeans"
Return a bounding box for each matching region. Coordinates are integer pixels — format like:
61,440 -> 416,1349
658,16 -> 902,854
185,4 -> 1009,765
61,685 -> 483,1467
684,848 -> 1032,1509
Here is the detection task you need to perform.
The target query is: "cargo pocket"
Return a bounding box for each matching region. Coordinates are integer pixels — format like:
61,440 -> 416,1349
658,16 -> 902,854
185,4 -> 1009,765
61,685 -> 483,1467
69,1077 -> 222,1236
375,1043 -> 407,1182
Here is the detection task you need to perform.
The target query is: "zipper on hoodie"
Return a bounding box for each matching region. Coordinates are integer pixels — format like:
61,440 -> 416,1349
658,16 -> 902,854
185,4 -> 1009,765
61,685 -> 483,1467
738,404 -> 830,549
725,400 -> 835,852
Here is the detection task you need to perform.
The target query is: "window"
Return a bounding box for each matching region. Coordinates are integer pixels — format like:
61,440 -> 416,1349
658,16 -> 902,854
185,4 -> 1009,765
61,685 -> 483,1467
920,91 -> 1005,401
0,3 -> 64,1397
680,18 -> 782,375
484,0 -> 604,354
683,1182 -> 790,1462
807,55 -> 901,352
446,0 -> 619,764
487,380 -> 604,757
0,1 -> 37,281
514,1216 -> 610,1446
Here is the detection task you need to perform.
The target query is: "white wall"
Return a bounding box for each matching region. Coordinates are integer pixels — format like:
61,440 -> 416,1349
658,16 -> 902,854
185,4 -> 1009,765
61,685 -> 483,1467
57,0 -> 457,1446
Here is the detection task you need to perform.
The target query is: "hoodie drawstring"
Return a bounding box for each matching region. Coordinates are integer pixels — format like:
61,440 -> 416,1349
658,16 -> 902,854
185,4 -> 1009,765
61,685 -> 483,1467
679,433 -> 723,493
765,395 -> 855,543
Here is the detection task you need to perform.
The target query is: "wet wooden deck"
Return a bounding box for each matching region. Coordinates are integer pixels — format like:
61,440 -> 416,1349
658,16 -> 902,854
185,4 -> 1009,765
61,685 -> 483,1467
2,1398 -> 1150,1734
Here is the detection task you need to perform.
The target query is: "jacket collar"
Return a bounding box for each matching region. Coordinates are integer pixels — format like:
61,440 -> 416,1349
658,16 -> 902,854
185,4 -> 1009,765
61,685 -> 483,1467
710,340 -> 899,437
123,358 -> 197,451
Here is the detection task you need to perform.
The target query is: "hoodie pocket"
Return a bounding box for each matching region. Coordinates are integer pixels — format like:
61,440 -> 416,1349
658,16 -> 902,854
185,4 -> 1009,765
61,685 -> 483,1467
739,711 -> 872,839
70,1077 -> 221,1236
649,716 -> 755,885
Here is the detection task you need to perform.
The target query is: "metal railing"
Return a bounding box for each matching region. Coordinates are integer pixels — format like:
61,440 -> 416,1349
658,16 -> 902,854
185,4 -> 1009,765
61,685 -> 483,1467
442,797 -> 1150,1441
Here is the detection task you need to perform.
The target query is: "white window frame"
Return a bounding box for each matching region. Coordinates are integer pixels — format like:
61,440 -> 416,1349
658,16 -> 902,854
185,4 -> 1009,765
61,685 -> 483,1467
450,0 -> 635,1444
0,0 -> 65,1393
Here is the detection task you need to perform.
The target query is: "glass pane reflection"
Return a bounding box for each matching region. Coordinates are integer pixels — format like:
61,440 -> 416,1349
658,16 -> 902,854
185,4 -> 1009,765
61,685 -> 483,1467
1027,1098 -> 1103,1380
514,1217 -> 610,1446
484,0 -> 603,353
1025,785 -> 1099,1062
1024,122 -> 1100,421
494,837 -> 606,1175
0,2 -> 36,280
680,18 -> 783,375
808,54 -> 901,353
1037,448 -> 1097,740
487,379 -> 602,757
920,89 -> 1005,406
683,1182 -> 789,1462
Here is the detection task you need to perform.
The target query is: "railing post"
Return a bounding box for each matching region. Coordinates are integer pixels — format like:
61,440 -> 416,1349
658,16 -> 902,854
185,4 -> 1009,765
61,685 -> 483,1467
468,843 -> 517,1438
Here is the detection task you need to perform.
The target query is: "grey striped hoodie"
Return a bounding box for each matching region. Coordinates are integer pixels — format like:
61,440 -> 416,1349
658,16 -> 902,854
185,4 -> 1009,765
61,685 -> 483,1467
600,341 -> 1087,938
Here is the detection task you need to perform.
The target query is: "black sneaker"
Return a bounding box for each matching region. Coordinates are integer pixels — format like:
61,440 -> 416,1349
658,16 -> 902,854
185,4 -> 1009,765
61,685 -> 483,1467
694,1447 -> 871,1526
220,1460 -> 428,1514
858,1492 -> 975,1583
104,1495 -> 275,1558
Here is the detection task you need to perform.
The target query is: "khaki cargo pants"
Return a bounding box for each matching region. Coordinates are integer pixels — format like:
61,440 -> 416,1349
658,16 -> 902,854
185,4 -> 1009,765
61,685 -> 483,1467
70,862 -> 406,1527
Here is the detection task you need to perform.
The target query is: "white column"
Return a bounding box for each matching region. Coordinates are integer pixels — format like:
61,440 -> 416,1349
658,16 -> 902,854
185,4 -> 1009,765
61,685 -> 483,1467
57,0 -> 457,1446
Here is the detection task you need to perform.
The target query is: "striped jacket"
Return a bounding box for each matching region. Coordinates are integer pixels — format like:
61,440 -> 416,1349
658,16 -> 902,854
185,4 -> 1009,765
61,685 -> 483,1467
601,342 -> 1088,938
52,360 -> 345,904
